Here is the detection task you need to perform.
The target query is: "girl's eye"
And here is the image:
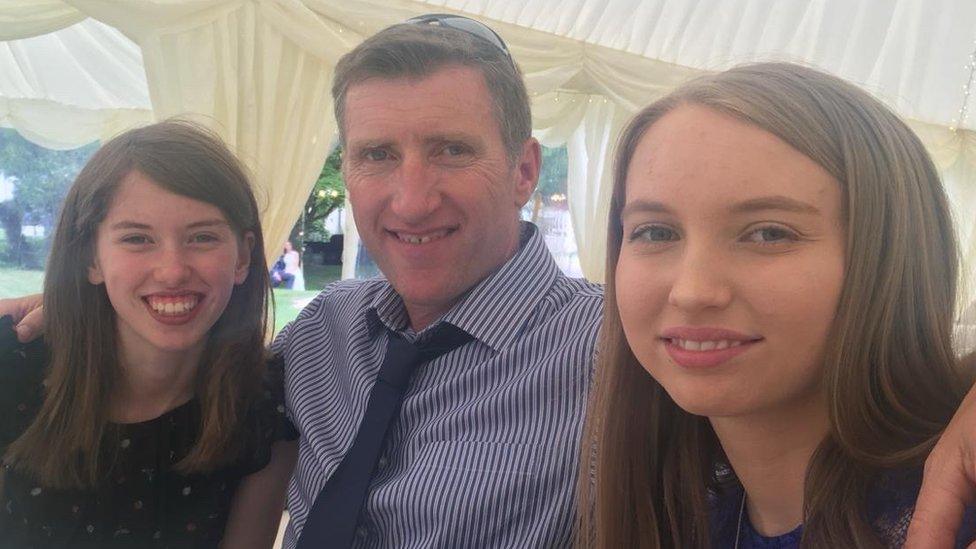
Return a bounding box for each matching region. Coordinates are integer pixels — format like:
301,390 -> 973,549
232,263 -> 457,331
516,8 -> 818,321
191,233 -> 220,244
743,225 -> 798,245
120,235 -> 151,245
630,224 -> 679,243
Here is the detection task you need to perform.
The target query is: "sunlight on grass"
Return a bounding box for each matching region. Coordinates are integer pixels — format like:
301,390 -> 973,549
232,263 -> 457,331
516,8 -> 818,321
0,268 -> 44,298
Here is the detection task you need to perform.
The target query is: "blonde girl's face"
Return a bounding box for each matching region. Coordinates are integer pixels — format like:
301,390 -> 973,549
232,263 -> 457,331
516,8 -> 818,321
615,104 -> 846,419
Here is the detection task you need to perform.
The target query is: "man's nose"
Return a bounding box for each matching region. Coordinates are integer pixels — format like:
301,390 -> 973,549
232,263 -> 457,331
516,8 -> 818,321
152,246 -> 192,286
390,156 -> 441,223
667,246 -> 733,313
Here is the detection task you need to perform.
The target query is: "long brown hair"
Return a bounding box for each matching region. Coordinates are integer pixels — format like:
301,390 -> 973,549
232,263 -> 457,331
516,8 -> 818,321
4,120 -> 272,488
579,62 -> 971,548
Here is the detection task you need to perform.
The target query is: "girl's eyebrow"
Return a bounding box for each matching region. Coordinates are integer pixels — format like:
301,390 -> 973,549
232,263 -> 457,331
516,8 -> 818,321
621,199 -> 671,219
108,221 -> 151,230
621,195 -> 821,220
729,195 -> 821,215
108,219 -> 229,230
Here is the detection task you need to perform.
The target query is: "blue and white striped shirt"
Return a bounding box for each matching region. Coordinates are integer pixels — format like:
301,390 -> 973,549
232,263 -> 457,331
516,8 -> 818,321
274,223 -> 604,548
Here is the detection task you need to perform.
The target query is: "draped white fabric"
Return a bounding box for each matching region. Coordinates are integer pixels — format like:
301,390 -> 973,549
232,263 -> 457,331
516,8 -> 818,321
0,18 -> 151,149
0,0 -> 974,326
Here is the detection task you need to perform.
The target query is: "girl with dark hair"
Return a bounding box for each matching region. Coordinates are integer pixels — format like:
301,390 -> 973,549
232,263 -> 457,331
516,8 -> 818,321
0,121 -> 296,547
580,63 -> 975,548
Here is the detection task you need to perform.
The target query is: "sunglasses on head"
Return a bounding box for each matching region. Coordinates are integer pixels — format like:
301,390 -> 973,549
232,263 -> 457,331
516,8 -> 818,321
405,13 -> 514,66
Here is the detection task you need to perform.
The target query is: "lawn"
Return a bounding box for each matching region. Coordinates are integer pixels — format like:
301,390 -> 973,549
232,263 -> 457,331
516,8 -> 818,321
0,263 -> 342,337
0,268 -> 45,298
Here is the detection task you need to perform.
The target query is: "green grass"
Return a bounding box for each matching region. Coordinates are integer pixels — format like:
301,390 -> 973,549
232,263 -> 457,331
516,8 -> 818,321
0,268 -> 45,298
303,263 -> 342,291
0,265 -> 342,337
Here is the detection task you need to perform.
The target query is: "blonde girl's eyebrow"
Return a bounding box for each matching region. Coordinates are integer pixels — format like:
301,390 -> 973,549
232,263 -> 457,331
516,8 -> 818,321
620,199 -> 672,220
729,195 -> 821,216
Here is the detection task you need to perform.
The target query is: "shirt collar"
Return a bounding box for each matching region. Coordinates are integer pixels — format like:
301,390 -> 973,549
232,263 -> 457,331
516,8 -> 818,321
367,222 -> 562,351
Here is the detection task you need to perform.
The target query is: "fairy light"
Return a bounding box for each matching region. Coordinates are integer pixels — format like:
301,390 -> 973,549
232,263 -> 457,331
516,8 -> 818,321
540,91 -> 611,106
954,38 -> 976,132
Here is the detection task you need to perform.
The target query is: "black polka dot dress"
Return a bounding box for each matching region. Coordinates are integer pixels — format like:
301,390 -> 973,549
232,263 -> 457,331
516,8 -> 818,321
0,317 -> 296,548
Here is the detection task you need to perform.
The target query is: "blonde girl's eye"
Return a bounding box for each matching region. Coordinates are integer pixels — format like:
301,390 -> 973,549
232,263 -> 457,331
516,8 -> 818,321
742,225 -> 800,246
629,224 -> 679,244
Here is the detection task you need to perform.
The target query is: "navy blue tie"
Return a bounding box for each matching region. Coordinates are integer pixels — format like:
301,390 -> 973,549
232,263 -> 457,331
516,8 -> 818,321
296,322 -> 472,548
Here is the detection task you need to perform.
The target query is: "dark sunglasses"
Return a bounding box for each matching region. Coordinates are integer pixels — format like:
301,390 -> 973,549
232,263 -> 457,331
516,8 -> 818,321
405,13 -> 514,66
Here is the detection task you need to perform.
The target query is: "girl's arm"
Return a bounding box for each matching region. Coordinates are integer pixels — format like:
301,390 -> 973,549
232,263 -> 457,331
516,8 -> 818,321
220,439 -> 298,549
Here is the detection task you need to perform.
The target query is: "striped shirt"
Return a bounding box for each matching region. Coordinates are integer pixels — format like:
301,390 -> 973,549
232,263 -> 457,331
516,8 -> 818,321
273,222 -> 604,548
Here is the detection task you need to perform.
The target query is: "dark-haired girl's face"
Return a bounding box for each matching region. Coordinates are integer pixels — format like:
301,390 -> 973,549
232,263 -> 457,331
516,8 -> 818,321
615,104 -> 845,421
87,170 -> 253,362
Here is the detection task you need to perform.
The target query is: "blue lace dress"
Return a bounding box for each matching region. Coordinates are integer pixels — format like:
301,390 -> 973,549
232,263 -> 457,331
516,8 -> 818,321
709,468 -> 976,548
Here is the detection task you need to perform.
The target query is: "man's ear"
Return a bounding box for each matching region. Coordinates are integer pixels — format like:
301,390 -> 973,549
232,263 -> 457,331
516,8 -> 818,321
235,231 -> 255,285
513,137 -> 542,207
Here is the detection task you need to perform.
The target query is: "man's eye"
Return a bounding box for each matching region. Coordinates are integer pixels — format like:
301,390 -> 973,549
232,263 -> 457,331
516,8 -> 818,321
444,144 -> 467,156
364,149 -> 389,162
630,225 -> 678,243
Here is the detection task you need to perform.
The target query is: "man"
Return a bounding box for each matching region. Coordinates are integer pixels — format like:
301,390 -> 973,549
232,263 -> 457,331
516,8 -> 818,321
4,15 -> 975,549
271,18 -> 603,547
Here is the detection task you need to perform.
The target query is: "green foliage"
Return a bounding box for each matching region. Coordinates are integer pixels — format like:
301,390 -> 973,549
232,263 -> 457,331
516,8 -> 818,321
537,145 -> 568,199
293,146 -> 345,243
0,129 -> 97,268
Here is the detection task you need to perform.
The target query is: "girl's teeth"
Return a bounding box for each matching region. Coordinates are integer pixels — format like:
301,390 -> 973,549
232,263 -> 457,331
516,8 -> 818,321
149,296 -> 198,316
673,339 -> 744,351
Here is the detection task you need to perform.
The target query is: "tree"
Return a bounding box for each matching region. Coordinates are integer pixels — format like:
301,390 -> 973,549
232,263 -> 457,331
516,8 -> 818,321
530,145 -> 569,222
292,146 -> 346,243
0,129 -> 97,267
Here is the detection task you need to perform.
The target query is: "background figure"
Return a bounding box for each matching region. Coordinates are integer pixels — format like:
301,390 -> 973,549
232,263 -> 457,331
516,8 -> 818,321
270,252 -> 294,289
282,240 -> 304,291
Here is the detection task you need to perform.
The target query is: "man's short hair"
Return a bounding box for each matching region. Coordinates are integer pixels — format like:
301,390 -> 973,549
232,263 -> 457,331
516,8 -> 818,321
332,23 -> 532,164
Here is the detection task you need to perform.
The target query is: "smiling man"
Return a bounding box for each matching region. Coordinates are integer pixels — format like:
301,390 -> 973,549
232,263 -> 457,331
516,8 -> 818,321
269,18 -> 604,548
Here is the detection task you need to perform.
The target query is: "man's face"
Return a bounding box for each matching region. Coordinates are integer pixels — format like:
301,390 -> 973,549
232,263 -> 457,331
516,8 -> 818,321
342,65 -> 540,329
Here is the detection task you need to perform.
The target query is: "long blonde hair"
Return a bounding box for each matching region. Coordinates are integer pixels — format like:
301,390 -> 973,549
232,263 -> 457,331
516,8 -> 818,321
579,62 -> 970,548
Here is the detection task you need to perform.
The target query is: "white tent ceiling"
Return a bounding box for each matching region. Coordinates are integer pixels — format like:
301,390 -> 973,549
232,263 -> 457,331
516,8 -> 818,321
0,0 -> 974,333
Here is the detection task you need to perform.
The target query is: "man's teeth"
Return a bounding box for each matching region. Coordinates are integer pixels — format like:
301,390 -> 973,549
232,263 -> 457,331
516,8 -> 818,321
671,339 -> 744,351
147,296 -> 199,316
396,230 -> 449,244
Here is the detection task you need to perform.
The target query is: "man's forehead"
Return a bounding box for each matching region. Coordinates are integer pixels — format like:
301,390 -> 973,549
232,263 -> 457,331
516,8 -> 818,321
342,66 -> 496,140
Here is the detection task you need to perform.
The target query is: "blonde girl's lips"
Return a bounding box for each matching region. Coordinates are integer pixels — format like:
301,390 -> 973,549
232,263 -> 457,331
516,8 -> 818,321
662,337 -> 760,369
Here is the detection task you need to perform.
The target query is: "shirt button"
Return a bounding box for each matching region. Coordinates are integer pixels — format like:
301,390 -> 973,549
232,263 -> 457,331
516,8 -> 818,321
377,457 -> 389,468
356,526 -> 367,539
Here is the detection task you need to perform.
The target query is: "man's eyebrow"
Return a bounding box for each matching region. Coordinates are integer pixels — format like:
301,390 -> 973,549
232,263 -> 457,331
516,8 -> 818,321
345,139 -> 392,151
729,195 -> 821,215
620,200 -> 672,219
423,133 -> 481,145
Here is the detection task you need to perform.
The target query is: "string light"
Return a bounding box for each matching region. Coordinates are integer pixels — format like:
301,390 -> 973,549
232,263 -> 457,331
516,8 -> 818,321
540,90 -> 611,106
955,40 -> 976,133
